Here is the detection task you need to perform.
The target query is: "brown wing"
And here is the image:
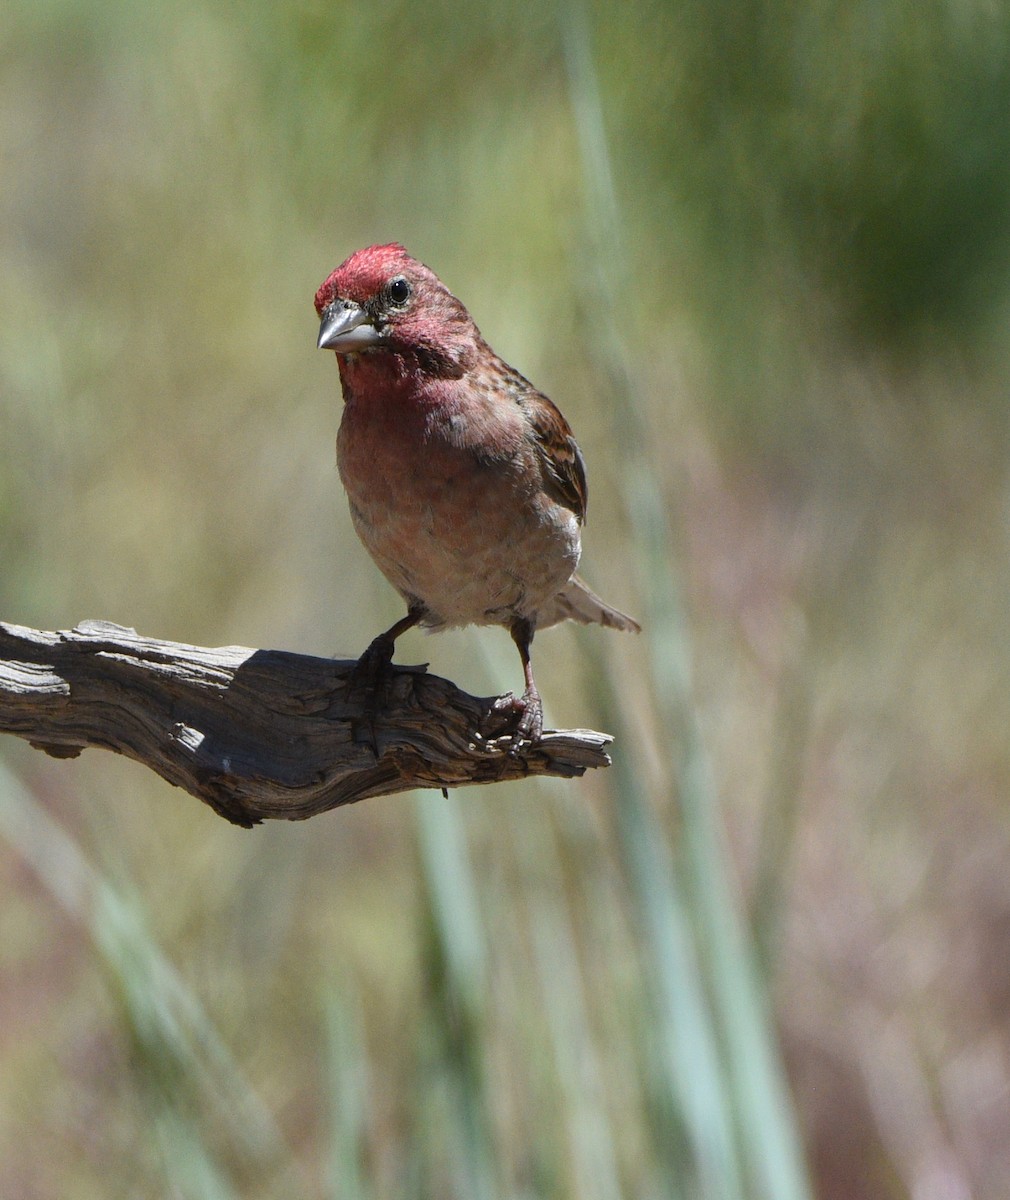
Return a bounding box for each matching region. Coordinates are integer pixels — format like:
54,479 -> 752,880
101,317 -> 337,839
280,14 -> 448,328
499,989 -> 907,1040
524,390 -> 589,524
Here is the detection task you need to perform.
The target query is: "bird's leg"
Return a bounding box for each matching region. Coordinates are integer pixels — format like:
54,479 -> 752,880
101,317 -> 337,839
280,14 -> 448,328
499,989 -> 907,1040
349,604 -> 424,750
491,617 -> 544,749
355,606 -> 424,682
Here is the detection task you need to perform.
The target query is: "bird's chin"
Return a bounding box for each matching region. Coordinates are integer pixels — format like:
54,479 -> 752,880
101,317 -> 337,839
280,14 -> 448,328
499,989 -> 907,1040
338,343 -> 389,363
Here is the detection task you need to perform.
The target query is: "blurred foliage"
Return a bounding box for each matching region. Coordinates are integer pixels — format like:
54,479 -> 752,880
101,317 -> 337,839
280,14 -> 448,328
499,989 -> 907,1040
4,0 -> 1010,1197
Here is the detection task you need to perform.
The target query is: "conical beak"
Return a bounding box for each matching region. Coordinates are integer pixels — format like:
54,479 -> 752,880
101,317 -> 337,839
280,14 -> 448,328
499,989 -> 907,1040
317,301 -> 384,352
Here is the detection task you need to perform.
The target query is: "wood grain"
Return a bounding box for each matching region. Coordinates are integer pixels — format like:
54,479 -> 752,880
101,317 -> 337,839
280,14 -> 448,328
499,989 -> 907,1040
0,620 -> 613,827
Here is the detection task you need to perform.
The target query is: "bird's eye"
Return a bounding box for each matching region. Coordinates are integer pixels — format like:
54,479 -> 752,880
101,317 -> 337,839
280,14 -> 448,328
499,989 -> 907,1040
387,276 -> 411,306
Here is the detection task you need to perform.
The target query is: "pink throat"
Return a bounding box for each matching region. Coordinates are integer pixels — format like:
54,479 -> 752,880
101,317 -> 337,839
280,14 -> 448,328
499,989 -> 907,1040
337,348 -> 455,416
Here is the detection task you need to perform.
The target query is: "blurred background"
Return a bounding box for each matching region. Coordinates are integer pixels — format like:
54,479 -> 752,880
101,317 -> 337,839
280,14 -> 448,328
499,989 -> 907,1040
3,0 -> 1010,1196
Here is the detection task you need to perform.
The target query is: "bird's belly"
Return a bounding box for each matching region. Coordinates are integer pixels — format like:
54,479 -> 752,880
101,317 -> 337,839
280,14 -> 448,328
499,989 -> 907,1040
339,430 -> 580,628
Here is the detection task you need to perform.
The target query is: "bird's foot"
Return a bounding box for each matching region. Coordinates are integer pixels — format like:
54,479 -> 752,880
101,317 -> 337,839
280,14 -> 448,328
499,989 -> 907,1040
489,685 -> 544,755
347,633 -> 396,754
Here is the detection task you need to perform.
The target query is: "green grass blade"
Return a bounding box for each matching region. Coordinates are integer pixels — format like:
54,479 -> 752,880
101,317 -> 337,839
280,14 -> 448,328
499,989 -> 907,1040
413,790 -> 498,1200
513,803 -> 627,1200
323,978 -> 373,1200
561,6 -> 814,1197
0,758 -> 305,1198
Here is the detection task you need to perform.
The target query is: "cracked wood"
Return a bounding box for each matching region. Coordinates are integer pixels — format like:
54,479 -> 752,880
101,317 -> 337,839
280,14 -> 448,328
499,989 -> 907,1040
0,620 -> 613,827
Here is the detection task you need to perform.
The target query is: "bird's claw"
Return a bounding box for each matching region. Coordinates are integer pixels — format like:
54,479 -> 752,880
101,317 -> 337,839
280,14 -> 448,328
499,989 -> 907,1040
488,687 -> 544,755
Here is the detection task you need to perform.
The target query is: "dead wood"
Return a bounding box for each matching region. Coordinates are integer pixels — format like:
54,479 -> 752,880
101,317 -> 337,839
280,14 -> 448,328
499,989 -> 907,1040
0,620 -> 613,827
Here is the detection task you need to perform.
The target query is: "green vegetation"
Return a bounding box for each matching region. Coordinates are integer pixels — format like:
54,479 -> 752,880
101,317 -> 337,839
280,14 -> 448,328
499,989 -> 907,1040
3,1 -> 1010,1196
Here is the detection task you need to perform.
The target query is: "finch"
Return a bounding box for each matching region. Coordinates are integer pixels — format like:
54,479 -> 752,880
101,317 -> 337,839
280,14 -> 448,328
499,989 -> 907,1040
315,243 -> 639,744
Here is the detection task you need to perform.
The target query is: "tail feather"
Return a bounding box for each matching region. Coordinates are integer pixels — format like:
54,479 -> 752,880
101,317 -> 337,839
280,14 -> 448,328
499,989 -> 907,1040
538,573 -> 641,633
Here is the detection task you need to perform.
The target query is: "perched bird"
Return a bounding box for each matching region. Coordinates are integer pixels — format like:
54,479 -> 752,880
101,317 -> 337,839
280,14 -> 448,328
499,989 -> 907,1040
315,243 -> 638,744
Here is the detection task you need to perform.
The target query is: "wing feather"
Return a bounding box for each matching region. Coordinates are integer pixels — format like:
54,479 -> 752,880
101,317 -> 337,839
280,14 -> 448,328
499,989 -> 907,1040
524,391 -> 588,523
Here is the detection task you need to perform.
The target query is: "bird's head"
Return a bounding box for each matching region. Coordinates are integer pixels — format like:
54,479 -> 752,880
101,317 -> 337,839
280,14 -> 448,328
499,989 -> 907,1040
315,244 -> 478,378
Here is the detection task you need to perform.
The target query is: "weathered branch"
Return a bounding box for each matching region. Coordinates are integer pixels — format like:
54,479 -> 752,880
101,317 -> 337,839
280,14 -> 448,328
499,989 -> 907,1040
0,620 -> 613,827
